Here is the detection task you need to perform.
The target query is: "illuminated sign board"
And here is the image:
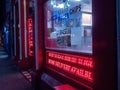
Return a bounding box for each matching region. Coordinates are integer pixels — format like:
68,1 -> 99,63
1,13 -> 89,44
27,18 -> 34,56
46,51 -> 94,89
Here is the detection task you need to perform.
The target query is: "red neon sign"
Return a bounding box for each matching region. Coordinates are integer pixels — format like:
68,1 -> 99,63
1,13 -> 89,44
48,51 -> 94,68
46,51 -> 94,83
48,59 -> 93,82
27,18 -> 34,56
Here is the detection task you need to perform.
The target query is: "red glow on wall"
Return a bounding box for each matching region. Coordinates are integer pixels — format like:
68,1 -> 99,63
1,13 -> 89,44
46,51 -> 94,83
27,18 -> 34,56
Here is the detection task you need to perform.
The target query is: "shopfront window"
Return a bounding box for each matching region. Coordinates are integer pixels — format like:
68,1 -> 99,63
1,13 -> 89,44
44,0 -> 92,54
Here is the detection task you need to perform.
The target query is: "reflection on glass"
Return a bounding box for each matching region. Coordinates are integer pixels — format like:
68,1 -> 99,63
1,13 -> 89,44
44,0 -> 92,54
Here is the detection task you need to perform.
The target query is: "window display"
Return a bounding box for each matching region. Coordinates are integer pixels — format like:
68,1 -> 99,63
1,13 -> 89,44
44,0 -> 92,54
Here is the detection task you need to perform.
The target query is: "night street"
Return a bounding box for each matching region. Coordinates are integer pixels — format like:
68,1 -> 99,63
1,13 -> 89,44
0,46 -> 33,90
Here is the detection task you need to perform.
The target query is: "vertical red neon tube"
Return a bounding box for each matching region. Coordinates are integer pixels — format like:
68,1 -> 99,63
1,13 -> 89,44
27,18 -> 34,56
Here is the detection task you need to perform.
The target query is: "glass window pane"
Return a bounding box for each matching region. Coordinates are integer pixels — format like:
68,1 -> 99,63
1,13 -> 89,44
44,0 -> 92,54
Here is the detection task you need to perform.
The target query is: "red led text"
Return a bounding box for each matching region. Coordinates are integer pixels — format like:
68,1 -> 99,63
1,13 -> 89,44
48,59 -> 93,82
48,51 -> 94,68
27,18 -> 34,56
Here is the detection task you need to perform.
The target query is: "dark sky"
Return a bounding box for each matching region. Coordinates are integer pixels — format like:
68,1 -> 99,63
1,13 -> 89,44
0,0 -> 6,31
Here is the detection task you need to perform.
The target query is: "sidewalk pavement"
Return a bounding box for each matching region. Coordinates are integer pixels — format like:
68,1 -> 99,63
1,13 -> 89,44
0,46 -> 33,90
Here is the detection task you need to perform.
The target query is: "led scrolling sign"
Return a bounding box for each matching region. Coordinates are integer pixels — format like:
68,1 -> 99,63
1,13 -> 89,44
27,18 -> 34,56
46,51 -> 94,83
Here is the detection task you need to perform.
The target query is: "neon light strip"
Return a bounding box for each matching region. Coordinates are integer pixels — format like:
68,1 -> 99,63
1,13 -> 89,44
34,0 -> 39,70
24,0 -> 27,58
47,51 -> 94,68
48,59 -> 93,82
13,6 -> 16,56
28,18 -> 34,56
18,0 -> 22,60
